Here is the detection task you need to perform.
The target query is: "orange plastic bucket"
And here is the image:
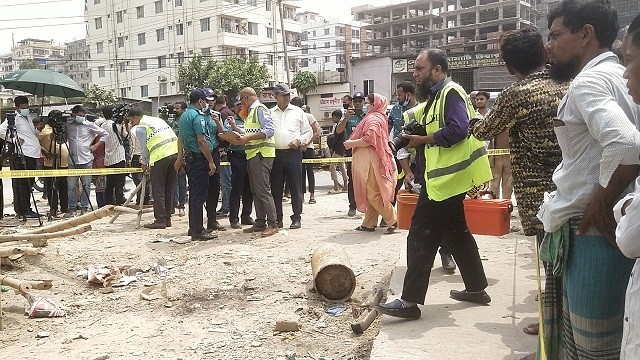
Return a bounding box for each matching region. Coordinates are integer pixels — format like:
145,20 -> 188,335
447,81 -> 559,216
397,192 -> 419,230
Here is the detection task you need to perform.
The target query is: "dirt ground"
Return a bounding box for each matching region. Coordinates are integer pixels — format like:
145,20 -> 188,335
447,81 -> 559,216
0,172 -> 404,360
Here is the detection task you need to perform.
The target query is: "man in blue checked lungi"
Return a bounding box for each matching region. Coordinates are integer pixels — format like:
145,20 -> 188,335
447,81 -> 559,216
537,0 -> 640,359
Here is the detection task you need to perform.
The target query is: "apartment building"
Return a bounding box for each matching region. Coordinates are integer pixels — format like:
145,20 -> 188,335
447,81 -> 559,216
0,38 -> 66,79
85,0 -> 302,101
350,0 -> 538,98
297,11 -> 365,84
65,39 -> 92,91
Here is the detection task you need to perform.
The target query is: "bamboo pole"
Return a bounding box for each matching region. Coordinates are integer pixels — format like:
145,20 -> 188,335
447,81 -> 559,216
0,225 -> 92,246
136,174 -> 148,228
25,205 -> 114,235
109,180 -> 142,224
0,275 -> 52,296
113,206 -> 153,215
0,247 -> 40,258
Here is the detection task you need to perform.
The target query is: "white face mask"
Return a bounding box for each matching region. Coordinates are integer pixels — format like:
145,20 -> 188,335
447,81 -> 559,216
75,116 -> 85,124
19,109 -> 30,117
402,96 -> 410,107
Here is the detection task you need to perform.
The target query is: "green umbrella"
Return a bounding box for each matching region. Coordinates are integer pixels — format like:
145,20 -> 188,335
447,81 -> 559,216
0,69 -> 85,98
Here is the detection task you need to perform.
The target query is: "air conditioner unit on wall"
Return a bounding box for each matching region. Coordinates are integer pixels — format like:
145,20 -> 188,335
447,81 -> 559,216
157,75 -> 167,82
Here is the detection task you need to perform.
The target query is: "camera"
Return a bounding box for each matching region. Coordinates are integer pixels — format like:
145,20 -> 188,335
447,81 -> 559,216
112,104 -> 132,124
388,119 -> 428,152
5,111 -> 16,129
159,104 -> 176,122
46,110 -> 71,130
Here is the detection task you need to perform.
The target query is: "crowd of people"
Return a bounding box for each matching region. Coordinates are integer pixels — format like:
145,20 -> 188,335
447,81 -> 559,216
3,0 -> 640,358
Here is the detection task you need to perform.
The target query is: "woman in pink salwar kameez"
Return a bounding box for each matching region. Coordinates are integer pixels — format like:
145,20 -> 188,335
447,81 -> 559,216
344,93 -> 398,232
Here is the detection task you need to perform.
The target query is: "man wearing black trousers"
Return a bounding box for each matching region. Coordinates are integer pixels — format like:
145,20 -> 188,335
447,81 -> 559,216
269,84 -> 312,229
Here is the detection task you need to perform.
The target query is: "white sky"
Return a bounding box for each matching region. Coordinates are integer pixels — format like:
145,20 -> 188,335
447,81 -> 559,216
0,0 -> 393,55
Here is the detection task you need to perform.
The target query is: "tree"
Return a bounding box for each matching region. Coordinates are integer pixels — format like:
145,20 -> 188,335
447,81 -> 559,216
19,59 -> 42,70
178,55 -> 270,100
292,71 -> 317,102
83,84 -> 117,113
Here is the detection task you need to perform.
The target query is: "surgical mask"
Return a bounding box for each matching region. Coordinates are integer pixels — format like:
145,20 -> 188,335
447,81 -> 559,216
402,97 -> 410,107
362,104 -> 368,113
75,116 -> 85,124
202,103 -> 209,112
19,109 -> 30,117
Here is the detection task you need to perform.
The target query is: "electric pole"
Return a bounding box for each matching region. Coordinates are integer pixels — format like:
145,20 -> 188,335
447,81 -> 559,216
277,0 -> 291,86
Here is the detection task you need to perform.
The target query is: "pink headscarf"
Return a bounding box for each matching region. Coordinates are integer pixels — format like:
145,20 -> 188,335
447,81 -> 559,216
349,93 -> 396,183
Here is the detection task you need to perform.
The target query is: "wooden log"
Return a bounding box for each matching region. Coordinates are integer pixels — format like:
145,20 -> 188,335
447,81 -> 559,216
113,206 -> 153,214
0,247 -> 40,258
136,174 -> 148,228
0,225 -> 92,246
25,205 -> 114,235
109,180 -> 142,224
310,244 -> 356,302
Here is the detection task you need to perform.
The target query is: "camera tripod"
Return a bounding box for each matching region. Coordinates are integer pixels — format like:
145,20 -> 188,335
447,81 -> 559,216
0,119 -> 43,226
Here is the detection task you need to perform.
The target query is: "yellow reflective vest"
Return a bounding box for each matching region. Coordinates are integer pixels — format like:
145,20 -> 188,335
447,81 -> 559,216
406,79 -> 491,201
245,103 -> 275,160
139,116 -> 178,166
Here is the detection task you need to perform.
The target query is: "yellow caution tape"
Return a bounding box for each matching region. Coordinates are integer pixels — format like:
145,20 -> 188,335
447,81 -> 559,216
0,167 -> 142,179
302,157 -> 353,164
487,148 -> 510,156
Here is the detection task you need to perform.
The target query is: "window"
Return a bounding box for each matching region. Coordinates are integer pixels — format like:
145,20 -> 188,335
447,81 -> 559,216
157,56 -> 167,68
139,58 -> 147,71
176,23 -> 184,35
120,88 -> 127,98
335,54 -> 343,64
119,62 -> 126,73
313,43 -> 316,50
300,58 -> 309,68
363,80 -> 374,95
247,0 -> 257,5
94,0 -> 100,4
154,0 -> 163,13
301,31 -> 308,41
136,6 -> 144,19
200,18 -> 210,32
352,29 -> 360,37
138,33 -> 146,45
313,30 -> 316,37
324,56 -> 330,63
302,45 -> 308,55
116,10 -> 123,23
249,50 -> 259,58
201,47 -> 211,57
140,85 -> 148,98
96,42 -> 104,53
266,0 -> 271,11
324,42 -> 330,49
266,27 -> 273,39
324,28 -> 329,35
266,54 -> 274,65
336,26 -> 344,36
117,36 -> 125,48
221,17 -> 243,34
175,0 -> 183,5
159,83 -> 168,95
177,52 -> 185,64
352,43 -> 360,52
98,66 -> 105,77
156,28 -> 164,42
247,22 -> 258,35
94,17 -> 102,30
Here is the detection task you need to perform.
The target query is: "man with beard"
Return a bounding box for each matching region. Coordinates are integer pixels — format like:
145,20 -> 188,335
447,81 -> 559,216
469,27 -> 568,344
536,1 -> 640,358
375,48 -> 492,320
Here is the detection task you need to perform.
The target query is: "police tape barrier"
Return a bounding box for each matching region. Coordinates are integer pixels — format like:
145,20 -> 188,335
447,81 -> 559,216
487,148 -> 510,156
0,167 -> 142,179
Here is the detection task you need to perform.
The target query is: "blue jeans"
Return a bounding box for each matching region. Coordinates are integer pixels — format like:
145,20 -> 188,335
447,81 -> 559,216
67,161 -> 93,211
173,172 -> 187,208
219,160 -> 232,212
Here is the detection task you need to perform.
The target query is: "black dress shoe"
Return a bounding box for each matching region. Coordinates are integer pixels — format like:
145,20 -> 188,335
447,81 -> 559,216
277,221 -> 284,229
191,230 -> 218,241
241,217 -> 255,226
230,222 -> 241,229
24,210 -> 42,218
347,209 -> 356,217
289,220 -> 301,229
376,299 -> 421,320
449,289 -> 491,304
441,254 -> 457,273
207,220 -> 226,231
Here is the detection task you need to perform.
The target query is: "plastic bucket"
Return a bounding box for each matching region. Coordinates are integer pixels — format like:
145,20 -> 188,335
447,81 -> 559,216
397,192 -> 419,230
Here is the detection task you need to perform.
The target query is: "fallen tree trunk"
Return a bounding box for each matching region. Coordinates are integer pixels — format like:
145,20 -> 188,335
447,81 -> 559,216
0,225 -> 92,246
25,205 -> 114,235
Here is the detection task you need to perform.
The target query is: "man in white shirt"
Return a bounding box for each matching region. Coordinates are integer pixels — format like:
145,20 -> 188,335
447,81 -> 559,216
97,106 -> 128,205
537,1 -> 640,358
0,96 -> 41,218
269,83 -> 312,229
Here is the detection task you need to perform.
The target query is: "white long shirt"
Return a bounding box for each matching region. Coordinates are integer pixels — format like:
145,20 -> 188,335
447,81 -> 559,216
538,52 -> 640,232
270,103 -> 312,150
96,119 -> 127,166
0,113 -> 41,158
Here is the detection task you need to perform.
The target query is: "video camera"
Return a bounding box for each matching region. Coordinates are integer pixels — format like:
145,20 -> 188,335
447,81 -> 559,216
112,104 -> 132,125
388,119 -> 428,152
46,110 -> 72,131
158,104 -> 176,123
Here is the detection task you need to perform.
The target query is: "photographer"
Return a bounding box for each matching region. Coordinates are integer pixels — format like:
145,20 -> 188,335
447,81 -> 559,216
65,105 -> 109,217
0,96 -> 41,218
97,106 -> 128,205
38,116 -> 69,217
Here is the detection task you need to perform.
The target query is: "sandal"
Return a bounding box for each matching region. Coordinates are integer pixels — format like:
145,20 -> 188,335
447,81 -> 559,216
355,225 -> 375,232
327,189 -> 341,194
523,323 -> 539,335
309,198 -> 316,204
386,222 -> 398,234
